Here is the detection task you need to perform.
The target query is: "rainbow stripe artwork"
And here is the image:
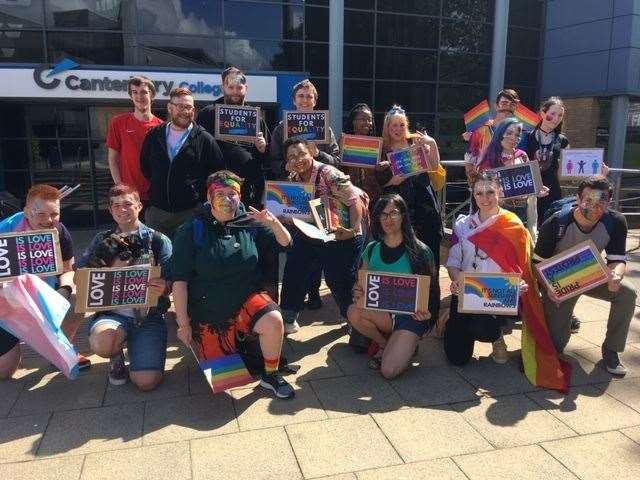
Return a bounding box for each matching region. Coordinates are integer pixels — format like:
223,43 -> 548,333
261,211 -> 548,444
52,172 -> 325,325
324,196 -> 351,231
536,240 -> 609,302
464,100 -> 491,132
198,354 -> 254,393
387,144 -> 436,177
459,273 -> 520,315
341,134 -> 382,168
264,181 -> 314,220
515,103 -> 541,131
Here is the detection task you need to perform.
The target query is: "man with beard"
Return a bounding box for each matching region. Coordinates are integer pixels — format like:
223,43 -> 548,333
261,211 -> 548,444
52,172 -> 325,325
140,87 -> 223,238
196,67 -> 268,209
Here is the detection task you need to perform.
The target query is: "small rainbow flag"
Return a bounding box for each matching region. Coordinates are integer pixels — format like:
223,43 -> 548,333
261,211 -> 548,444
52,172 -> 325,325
515,103 -> 541,131
387,144 -> 436,177
197,353 -> 254,393
341,134 -> 382,168
464,100 -> 491,132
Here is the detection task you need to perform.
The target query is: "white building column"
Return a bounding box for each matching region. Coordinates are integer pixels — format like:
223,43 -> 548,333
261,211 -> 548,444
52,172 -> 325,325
329,0 -> 344,136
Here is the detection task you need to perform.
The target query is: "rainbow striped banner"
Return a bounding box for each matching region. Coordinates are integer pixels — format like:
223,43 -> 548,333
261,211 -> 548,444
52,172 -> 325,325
515,103 -> 541,131
458,272 -> 520,315
341,134 -> 382,168
197,353 -> 254,393
387,144 -> 436,177
464,100 -> 491,132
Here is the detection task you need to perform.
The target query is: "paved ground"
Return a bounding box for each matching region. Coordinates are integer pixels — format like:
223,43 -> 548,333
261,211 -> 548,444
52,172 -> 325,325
1,232 -> 639,480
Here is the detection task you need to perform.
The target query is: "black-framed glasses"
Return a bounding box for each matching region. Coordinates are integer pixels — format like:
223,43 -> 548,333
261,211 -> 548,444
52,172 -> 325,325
169,102 -> 195,112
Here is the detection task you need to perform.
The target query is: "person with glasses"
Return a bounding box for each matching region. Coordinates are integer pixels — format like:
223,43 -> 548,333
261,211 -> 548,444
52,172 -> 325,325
76,184 -> 172,390
348,194 -> 436,377
140,87 -> 224,238
535,176 -> 636,376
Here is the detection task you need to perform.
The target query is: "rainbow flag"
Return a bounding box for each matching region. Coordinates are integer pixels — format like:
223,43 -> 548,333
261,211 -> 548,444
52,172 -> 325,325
468,210 -> 571,393
323,196 -> 351,230
387,145 -> 436,177
464,100 -> 491,132
515,104 -> 541,131
341,134 -> 382,168
198,353 -> 254,393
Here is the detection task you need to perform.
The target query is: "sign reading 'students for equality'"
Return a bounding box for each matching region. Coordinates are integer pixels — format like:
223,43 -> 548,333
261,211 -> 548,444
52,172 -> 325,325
214,104 -> 261,142
358,270 -> 430,315
0,229 -> 63,282
283,110 -> 330,143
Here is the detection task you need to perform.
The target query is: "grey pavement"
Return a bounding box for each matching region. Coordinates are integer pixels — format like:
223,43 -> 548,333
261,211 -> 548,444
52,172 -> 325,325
1,231 -> 639,479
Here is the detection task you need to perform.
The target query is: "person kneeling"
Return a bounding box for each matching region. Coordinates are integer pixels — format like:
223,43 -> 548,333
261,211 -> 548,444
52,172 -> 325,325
347,194 -> 437,379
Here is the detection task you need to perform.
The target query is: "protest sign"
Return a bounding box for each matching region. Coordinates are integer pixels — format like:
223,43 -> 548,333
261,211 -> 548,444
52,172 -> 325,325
291,217 -> 335,243
309,198 -> 329,232
357,270 -> 429,315
214,104 -> 261,142
387,144 -> 437,177
0,229 -> 63,282
283,110 -> 330,143
324,196 -> 351,231
458,272 -> 521,315
535,240 -> 610,302
340,134 -> 382,168
489,161 -> 543,199
264,181 -> 314,221
560,149 -> 605,179
74,265 -> 161,313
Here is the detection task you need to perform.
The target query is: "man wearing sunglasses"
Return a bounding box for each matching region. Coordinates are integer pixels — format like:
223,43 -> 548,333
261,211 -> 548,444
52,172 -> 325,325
140,87 -> 223,238
535,176 -> 636,375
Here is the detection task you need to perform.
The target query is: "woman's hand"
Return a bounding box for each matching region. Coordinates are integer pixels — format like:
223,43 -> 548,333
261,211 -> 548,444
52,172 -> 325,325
248,206 -> 277,225
537,185 -> 550,198
413,310 -> 431,322
148,278 -> 169,296
377,160 -> 390,170
601,163 -> 609,176
449,280 -> 459,295
519,280 -> 529,294
176,320 -> 193,347
352,283 -> 364,304
388,174 -> 406,186
462,131 -> 472,142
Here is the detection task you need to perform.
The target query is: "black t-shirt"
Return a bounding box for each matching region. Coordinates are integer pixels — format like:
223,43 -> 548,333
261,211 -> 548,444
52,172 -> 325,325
57,222 -> 74,262
525,129 -> 569,200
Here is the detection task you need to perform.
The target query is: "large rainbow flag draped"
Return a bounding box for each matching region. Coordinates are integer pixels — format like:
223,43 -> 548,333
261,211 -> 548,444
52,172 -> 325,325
468,210 -> 571,393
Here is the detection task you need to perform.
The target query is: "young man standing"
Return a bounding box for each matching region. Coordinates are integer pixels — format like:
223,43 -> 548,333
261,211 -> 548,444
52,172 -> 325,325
107,76 -> 163,201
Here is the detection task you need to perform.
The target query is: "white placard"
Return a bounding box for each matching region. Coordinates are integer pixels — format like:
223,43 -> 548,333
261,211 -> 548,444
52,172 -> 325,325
560,149 -> 605,179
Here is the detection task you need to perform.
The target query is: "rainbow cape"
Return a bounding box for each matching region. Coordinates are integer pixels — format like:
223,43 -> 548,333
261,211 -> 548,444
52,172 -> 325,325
468,210 -> 571,393
515,104 -> 541,131
464,100 -> 491,132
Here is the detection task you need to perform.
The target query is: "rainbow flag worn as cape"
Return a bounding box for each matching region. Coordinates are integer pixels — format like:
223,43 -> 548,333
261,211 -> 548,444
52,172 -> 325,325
464,100 -> 491,132
468,210 -> 571,393
515,104 -> 541,131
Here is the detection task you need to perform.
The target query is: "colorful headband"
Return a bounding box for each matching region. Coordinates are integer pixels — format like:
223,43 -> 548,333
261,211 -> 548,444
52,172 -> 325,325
207,178 -> 241,196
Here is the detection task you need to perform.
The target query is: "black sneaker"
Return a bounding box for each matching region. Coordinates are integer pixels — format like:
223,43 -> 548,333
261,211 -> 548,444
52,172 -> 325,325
602,346 -> 627,376
306,294 -> 323,310
108,351 -> 128,386
570,316 -> 581,334
260,373 -> 295,399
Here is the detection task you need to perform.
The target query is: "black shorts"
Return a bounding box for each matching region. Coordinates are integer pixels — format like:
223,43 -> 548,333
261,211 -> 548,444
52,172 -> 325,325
0,327 -> 19,356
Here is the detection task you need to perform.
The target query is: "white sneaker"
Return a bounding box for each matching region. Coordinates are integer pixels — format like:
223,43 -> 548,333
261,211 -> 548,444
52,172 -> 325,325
284,320 -> 300,335
491,337 -> 509,364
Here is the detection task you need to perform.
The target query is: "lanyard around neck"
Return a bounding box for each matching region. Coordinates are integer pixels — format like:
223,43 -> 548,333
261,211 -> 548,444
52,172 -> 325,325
166,122 -> 193,161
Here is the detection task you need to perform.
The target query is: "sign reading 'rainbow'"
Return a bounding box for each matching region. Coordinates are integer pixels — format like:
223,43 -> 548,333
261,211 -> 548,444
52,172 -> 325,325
458,272 -> 520,315
387,144 -> 437,177
264,181 -> 314,221
341,134 -> 382,168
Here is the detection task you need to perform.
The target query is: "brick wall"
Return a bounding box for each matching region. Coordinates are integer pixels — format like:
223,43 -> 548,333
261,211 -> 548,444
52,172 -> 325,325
562,97 -> 599,147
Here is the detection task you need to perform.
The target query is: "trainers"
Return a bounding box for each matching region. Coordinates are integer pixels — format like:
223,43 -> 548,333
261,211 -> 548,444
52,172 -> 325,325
491,337 -> 509,364
570,316 -> 581,333
602,346 -> 627,376
260,373 -> 295,399
306,294 -> 323,310
77,354 -> 92,371
108,351 -> 128,386
284,320 -> 300,335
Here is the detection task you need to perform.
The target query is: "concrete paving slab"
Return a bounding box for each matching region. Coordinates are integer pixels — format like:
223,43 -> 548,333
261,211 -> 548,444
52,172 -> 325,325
620,425 -> 640,444
327,344 -> 373,375
576,320 -> 640,346
317,476 -> 357,480
103,366 -> 189,406
0,380 -> 23,417
527,385 -> 640,434
0,413 -> 50,464
453,444 -> 577,480
412,337 -> 450,367
310,373 -> 405,418
562,352 -> 613,386
541,431 -> 640,480
356,458 -> 467,480
451,394 -> 577,448
574,346 -> 640,379
142,393 -> 237,446
454,357 -> 537,396
37,403 -> 144,457
81,441 -> 191,480
285,347 -> 345,382
286,416 -> 401,478
286,324 -> 349,354
372,407 -> 493,462
593,377 -> 640,412
0,455 -> 84,480
191,427 -> 302,480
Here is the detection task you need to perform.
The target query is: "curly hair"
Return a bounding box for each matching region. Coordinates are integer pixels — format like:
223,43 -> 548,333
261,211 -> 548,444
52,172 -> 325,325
87,233 -> 146,268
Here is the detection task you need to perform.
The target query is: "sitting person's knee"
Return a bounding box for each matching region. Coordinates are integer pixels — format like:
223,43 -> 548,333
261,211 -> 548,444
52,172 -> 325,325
89,330 -> 121,358
130,371 -> 162,392
347,305 -> 360,326
256,311 -> 284,336
380,363 -> 401,379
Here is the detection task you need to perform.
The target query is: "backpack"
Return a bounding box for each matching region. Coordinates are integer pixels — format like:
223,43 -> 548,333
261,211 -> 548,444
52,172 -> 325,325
544,197 -> 615,242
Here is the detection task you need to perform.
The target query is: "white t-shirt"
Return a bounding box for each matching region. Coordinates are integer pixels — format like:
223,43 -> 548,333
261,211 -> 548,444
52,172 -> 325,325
446,211 -> 503,273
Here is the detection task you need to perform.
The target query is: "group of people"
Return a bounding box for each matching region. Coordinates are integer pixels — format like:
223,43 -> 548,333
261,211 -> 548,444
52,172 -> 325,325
0,69 -> 636,400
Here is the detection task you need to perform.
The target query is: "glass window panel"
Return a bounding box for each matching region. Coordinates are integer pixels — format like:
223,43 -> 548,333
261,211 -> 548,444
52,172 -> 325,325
376,14 -> 438,49
344,80 -> 372,111
0,0 -> 43,27
374,81 -> 435,113
305,6 -> 328,41
225,2 -> 302,40
509,0 -> 542,29
89,106 -> 130,140
0,140 -> 29,170
45,0 -> 129,30
305,43 -> 328,76
376,48 -> 436,81
505,56 -> 538,86
47,32 -> 124,64
0,30 -> 44,63
441,19 -> 492,54
344,9 -> 373,44
439,52 -> 490,83
443,0 -> 495,23
345,0 -> 372,9
309,77 -> 328,109
510,86 -> 535,108
27,105 -> 57,138
0,104 -> 27,138
377,0 -> 440,15
410,114 -> 435,134
438,85 -> 487,112
507,27 -> 540,58
344,45 -> 372,78
306,0 -> 328,5
57,107 -> 88,138
139,35 -> 224,67
438,116 -> 468,159
1,170 -> 30,199
138,0 -> 222,35
225,39 -> 302,71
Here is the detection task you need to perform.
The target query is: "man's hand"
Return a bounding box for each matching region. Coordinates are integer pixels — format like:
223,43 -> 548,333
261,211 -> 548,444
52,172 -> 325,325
449,280 -> 459,295
413,310 -> 431,322
148,278 -> 169,296
462,131 -> 472,142
537,185 -> 550,198
176,318 -> 193,347
518,280 -> 529,294
334,226 -> 356,241
255,132 -> 267,154
352,283 -> 364,304
607,270 -> 622,293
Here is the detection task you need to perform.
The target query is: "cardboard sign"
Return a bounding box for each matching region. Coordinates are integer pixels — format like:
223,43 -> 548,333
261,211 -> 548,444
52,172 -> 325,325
340,134 -> 382,168
74,265 -> 161,313
309,198 -> 329,232
489,161 -> 543,199
458,272 -> 521,315
264,181 -> 315,220
535,240 -> 610,302
387,144 -> 437,177
560,149 -> 605,179
0,229 -> 63,282
324,196 -> 351,231
283,110 -> 330,143
214,104 -> 260,142
291,217 -> 335,243
357,270 -> 429,315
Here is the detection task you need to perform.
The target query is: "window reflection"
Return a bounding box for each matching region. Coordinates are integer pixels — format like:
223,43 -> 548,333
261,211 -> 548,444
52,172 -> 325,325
344,9 -> 373,44
376,48 -> 436,81
0,30 -> 44,63
507,27 -> 539,58
225,2 -> 303,40
438,85 -> 486,112
377,0 -> 440,16
47,32 -> 124,64
376,14 -> 437,49
441,19 -> 492,54
345,46 -> 373,78
45,0 -> 128,30
344,80 -> 372,110
439,52 -> 490,83
0,0 -> 43,27
138,0 -> 223,35
306,43 -> 328,76
225,39 -> 302,71
443,0 -> 495,23
139,35 -> 224,67
305,5 -> 328,41
505,57 -> 538,86
375,81 -> 435,113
